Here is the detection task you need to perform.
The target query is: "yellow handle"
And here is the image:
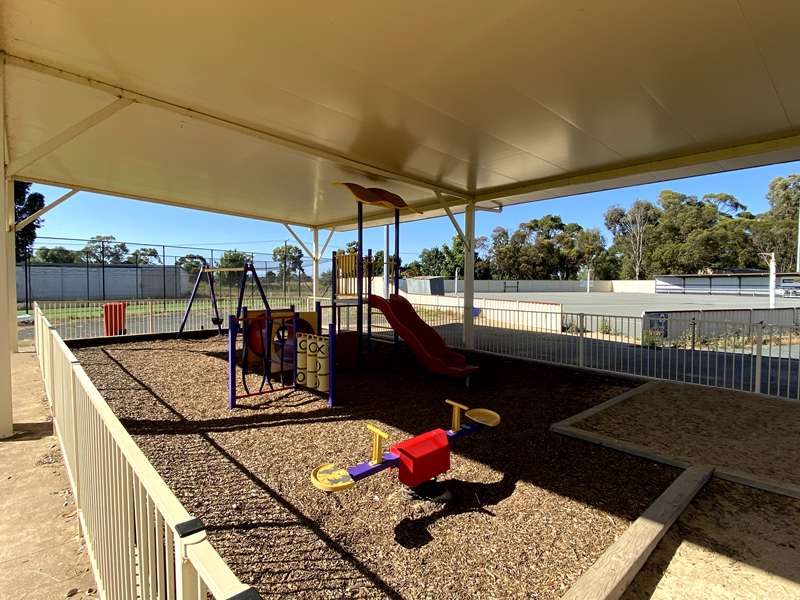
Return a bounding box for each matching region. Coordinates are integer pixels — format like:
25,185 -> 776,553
445,399 -> 470,432
367,424 -> 389,465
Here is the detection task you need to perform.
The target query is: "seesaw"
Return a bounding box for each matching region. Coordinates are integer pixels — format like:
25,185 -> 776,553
311,400 -> 500,492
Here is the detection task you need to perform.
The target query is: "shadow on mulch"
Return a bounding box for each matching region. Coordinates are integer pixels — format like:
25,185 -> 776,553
393,474 -> 518,549
75,338 -> 678,599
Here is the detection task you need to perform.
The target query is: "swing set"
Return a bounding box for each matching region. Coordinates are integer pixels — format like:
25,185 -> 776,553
178,259 -> 333,408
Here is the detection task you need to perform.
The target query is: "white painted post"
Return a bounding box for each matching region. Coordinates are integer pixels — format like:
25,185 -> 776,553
4,178 -> 15,354
463,203 -> 475,349
0,57 -> 13,438
586,267 -> 591,294
454,267 -> 459,296
754,323 -> 764,394
796,207 -> 800,273
312,227 -> 319,301
578,313 -> 585,367
769,253 -> 776,309
384,225 -> 390,298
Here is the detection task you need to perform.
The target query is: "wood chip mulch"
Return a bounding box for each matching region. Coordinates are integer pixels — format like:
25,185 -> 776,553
74,337 -> 677,599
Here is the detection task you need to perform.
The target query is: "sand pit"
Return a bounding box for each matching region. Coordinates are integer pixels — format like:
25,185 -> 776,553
623,479 -> 800,599
573,382 -> 800,488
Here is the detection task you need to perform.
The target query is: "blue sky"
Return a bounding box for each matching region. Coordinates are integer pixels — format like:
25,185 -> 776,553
30,160 -> 800,262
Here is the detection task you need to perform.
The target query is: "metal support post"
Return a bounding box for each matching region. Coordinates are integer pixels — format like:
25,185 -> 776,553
356,203 -> 364,362
384,224 -> 390,298
100,240 -> 106,300
162,245 -> 167,309
312,227 -> 320,301
366,249 -> 372,352
0,58 -> 14,437
754,323 -> 764,394
463,203 -> 476,349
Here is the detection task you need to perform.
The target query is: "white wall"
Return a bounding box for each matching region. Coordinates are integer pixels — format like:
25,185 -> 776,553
401,291 -> 563,332
16,264 -> 193,301
371,276 -> 658,296
610,280 -> 656,293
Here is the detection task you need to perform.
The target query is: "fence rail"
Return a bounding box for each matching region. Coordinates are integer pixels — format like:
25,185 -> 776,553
394,304 -> 800,401
36,296 -> 312,340
34,303 -> 257,600
37,295 -> 800,402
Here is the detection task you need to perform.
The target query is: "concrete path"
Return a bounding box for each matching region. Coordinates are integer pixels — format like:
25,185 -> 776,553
0,346 -> 96,600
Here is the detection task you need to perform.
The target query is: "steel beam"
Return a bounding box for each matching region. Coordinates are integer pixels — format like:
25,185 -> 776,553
436,191 -> 466,246
283,224 -> 313,257
6,97 -> 133,177
4,53 -> 468,200
13,189 -> 79,232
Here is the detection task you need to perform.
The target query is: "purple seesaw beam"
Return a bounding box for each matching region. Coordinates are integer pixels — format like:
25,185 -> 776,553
347,453 -> 400,482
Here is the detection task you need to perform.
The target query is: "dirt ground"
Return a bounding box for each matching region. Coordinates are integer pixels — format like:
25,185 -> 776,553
2,348 -> 96,600
576,382 -> 800,487
73,336 -> 678,599
623,479 -> 800,599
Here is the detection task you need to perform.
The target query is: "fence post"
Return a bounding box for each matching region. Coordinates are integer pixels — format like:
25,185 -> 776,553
753,322 -> 764,394
68,359 -> 81,508
175,536 -> 200,599
148,300 -> 154,334
578,313 -> 585,367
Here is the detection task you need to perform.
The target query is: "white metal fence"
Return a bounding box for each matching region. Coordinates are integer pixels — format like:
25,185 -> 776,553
34,304 -> 258,600
391,304 -> 800,401
37,296 -> 800,402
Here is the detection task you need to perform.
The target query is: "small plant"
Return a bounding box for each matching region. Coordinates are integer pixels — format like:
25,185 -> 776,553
598,319 -> 614,335
641,328 -> 664,348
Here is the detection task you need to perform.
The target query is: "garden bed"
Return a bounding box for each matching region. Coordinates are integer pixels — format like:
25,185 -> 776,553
73,336 -> 677,599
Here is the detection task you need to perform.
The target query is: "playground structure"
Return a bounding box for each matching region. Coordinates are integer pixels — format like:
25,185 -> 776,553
311,399 -> 501,492
328,184 -> 479,382
178,183 -> 477,413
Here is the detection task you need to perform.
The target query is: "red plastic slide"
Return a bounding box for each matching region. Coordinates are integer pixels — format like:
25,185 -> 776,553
369,294 -> 479,380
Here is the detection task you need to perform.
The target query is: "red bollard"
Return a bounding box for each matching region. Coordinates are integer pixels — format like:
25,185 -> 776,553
103,302 -> 127,336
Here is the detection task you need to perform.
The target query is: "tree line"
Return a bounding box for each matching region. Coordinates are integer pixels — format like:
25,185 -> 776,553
15,174 -> 800,282
402,174 -> 800,280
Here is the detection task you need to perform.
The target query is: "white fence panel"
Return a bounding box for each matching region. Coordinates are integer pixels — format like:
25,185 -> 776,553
33,303 -> 257,600
400,303 -> 800,402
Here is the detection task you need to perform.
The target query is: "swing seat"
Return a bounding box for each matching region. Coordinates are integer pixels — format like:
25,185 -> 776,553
211,317 -> 224,326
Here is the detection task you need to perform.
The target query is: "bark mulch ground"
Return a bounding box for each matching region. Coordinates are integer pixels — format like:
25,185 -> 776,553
74,337 -> 677,599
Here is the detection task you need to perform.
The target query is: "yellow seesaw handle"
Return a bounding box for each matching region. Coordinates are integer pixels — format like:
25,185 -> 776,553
366,424 -> 389,465
445,399 -> 470,432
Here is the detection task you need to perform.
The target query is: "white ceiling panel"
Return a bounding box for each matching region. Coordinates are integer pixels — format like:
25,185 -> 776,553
3,0 -> 800,229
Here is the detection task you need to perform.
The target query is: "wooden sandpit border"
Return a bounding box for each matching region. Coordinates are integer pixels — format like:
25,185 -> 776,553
551,381 -> 800,600
563,465 -> 712,600
551,382 -> 800,500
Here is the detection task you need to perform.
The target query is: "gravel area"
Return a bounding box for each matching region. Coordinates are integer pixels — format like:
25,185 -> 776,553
623,479 -> 800,599
74,336 -> 677,599
575,382 -> 800,486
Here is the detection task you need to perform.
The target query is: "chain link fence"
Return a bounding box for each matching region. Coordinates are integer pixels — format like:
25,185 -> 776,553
17,236 -> 333,309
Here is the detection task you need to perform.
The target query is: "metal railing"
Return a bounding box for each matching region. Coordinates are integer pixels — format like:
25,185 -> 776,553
34,303 -> 258,599
402,304 -> 800,401
36,297 -> 312,340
